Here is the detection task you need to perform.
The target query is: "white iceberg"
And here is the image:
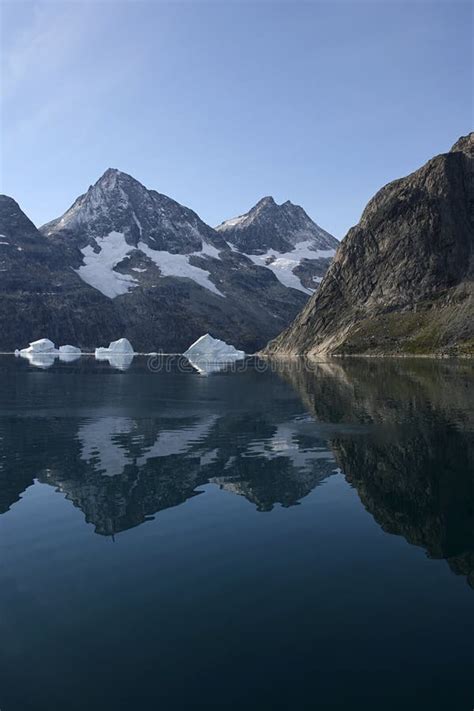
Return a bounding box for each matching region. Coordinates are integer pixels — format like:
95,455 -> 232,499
59,345 -> 82,355
184,334 -> 245,363
95,338 -> 135,370
95,338 -> 135,358
19,338 -> 59,355
58,345 -> 82,362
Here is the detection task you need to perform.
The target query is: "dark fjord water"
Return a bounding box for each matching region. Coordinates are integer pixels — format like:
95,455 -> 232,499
0,355 -> 472,711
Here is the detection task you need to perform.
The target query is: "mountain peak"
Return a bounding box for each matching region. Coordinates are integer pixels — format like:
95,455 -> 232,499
216,196 -> 337,255
450,132 -> 473,154
94,167 -> 143,190
255,196 -> 276,208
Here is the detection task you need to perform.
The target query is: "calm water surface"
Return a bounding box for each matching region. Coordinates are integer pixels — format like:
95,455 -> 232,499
0,355 -> 472,710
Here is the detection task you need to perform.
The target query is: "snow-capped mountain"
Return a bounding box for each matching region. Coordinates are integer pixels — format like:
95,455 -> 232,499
42,168 -> 229,299
216,196 -> 338,293
0,171 -> 337,352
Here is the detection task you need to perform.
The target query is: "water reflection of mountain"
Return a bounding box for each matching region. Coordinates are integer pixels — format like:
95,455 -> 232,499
0,359 -> 337,534
277,358 -> 474,587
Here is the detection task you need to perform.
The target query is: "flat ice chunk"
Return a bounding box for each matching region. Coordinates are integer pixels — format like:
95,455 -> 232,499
18,338 -> 59,366
184,333 -> 245,362
59,345 -> 82,354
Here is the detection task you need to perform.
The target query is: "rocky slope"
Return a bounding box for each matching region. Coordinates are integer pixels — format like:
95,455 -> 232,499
264,133 -> 473,356
216,195 -> 338,292
0,171 -> 336,352
0,195 -> 123,351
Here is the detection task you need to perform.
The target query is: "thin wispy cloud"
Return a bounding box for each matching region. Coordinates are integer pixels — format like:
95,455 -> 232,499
1,0 -> 148,176
2,1 -> 95,99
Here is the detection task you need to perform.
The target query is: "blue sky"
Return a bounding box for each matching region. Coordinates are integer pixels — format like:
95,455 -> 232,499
1,0 -> 472,238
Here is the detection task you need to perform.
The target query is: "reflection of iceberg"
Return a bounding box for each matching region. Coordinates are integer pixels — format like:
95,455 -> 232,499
20,351 -> 58,369
95,338 -> 135,370
95,352 -> 134,370
187,358 -> 228,376
184,334 -> 244,374
59,352 -> 82,363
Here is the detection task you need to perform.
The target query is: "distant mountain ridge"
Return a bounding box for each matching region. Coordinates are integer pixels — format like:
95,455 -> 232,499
0,172 -> 336,351
216,195 -> 338,293
264,133 -> 474,357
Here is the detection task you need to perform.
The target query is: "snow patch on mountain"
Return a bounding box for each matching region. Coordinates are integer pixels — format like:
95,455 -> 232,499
245,241 -> 336,294
217,214 -> 247,230
74,230 -> 225,299
138,242 -> 224,297
75,231 -> 139,298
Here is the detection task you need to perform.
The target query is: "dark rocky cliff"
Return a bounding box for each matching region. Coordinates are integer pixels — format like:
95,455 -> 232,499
264,133 -> 473,356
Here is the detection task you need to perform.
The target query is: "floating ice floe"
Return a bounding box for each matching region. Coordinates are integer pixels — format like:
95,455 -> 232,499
59,345 -> 82,354
58,345 -> 82,362
184,333 -> 245,361
95,338 -> 135,370
17,342 -> 49,367
184,334 -> 245,374
95,337 -> 134,357
18,340 -> 84,366
18,338 -> 59,368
